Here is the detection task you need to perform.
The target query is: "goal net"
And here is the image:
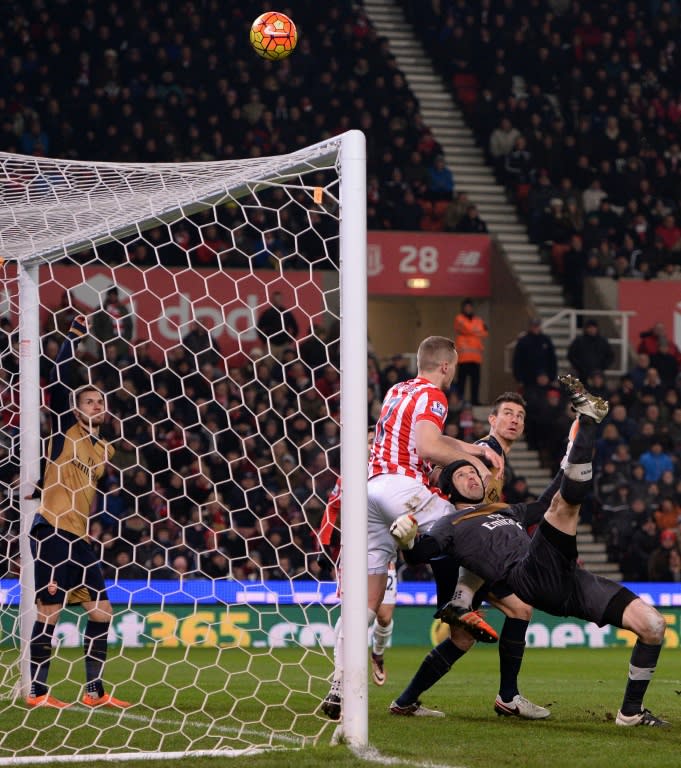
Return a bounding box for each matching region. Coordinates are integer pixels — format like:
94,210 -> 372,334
0,130 -> 367,762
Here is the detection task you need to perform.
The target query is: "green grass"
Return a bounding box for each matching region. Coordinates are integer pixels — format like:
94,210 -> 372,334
0,645 -> 678,768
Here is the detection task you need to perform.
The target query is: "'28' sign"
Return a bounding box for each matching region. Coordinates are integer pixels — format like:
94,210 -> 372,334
398,244 -> 439,274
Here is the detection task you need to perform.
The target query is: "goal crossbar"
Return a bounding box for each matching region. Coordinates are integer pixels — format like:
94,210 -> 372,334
0,135 -> 344,265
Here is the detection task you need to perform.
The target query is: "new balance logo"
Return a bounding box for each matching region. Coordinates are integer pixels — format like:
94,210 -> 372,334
448,251 -> 481,271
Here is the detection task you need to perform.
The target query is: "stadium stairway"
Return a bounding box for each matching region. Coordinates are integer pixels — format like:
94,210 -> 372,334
472,405 -> 622,579
511,440 -> 621,579
364,0 -> 620,580
363,0 -> 573,368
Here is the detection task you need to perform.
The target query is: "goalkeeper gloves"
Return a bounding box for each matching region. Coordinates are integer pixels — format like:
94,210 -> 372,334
390,513 -> 418,549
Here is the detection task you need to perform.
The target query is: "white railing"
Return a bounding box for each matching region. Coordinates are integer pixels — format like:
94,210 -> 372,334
504,308 -> 637,377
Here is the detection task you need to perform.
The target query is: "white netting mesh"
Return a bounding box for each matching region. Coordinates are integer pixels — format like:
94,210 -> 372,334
0,143 -> 341,263
0,134 -> 363,761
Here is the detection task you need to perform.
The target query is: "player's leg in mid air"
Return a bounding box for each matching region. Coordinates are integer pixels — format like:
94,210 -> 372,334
550,374 -> 609,534
551,378 -> 667,726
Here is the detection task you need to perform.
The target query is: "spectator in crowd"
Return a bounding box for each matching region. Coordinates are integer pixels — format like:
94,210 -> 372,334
567,319 -> 615,382
628,352 -> 651,391
523,377 -> 571,471
181,321 -> 223,370
511,318 -> 558,392
455,204 -> 489,233
256,291 -> 299,359
489,117 -> 520,175
425,155 -> 455,201
453,298 -> 488,406
443,191 -> 471,232
504,136 -> 533,193
648,529 -> 681,581
604,403 -> 640,443
638,321 -> 681,373
92,287 -> 133,363
621,515 -> 660,581
561,234 -> 588,308
650,340 -> 680,389
639,438 -> 676,483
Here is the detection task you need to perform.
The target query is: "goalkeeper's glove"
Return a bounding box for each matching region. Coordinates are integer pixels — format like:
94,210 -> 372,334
69,314 -> 87,338
390,513 -> 418,549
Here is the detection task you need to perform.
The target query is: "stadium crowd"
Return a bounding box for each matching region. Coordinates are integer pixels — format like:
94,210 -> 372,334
0,0 -> 679,584
402,0 -> 681,301
0,306 -> 679,585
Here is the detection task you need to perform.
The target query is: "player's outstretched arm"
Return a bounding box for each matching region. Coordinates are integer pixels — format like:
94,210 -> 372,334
49,314 -> 88,417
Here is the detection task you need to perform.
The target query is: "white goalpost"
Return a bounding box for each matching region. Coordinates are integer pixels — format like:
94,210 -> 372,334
0,130 -> 367,761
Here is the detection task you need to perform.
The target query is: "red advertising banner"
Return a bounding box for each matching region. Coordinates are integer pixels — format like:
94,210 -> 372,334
2,266 -> 326,361
617,279 -> 681,349
367,232 -> 491,296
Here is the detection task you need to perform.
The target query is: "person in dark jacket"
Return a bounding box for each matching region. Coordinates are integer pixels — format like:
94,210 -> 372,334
567,318 -> 614,381
511,318 -> 558,391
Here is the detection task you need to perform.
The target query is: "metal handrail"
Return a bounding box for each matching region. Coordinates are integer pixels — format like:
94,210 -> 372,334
504,309 -> 637,377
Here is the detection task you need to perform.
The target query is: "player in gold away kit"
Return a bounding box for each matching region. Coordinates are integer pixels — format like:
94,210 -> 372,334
26,315 -> 130,709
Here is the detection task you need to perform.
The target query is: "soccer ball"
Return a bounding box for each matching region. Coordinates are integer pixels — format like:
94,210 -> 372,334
250,12 -> 297,60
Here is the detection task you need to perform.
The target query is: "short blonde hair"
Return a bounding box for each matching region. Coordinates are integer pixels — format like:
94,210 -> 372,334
417,336 -> 457,373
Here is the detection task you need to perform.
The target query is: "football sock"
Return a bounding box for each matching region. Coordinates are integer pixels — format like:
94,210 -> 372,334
332,609 -> 377,681
449,567 -> 484,609
498,618 -> 528,701
372,618 -> 393,657
29,621 -> 56,697
620,640 -> 661,715
560,417 -> 596,505
332,617 -> 343,679
394,639 -> 466,707
84,621 -> 110,697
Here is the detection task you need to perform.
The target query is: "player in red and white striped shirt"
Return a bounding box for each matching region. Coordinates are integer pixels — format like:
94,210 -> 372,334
322,336 -> 501,719
317,430 -> 397,689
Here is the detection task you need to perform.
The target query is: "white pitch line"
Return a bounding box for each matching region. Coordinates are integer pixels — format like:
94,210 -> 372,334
67,704 -> 305,745
352,745 -> 470,768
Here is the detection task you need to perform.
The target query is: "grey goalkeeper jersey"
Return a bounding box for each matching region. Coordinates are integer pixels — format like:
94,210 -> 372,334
412,473 -> 561,593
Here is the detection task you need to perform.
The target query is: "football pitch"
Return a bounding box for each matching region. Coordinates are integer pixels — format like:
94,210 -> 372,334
0,645 -> 677,768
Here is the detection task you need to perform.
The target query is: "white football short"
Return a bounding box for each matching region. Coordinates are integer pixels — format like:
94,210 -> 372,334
367,473 -> 453,573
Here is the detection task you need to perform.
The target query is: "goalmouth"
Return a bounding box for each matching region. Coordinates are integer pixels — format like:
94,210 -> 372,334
0,130 -> 367,762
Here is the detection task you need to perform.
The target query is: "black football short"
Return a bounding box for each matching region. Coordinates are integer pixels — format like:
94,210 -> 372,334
508,519 -> 636,625
30,524 -> 109,605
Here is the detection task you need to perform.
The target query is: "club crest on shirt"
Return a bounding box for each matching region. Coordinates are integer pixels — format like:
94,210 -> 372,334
430,401 -> 445,418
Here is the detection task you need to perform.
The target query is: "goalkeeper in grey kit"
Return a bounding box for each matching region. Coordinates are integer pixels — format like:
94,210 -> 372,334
392,377 -> 669,727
